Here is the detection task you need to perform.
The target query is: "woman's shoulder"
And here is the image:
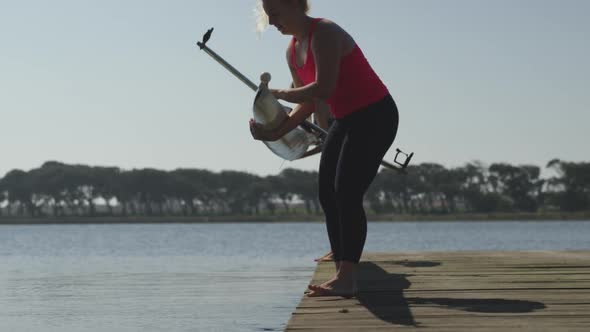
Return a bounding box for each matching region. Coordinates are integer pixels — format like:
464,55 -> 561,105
313,18 -> 355,51
315,18 -> 343,35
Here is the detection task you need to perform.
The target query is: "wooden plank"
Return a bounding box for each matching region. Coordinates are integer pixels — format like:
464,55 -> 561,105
285,251 -> 590,331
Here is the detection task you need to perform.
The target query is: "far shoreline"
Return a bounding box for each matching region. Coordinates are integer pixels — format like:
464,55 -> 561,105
0,211 -> 589,224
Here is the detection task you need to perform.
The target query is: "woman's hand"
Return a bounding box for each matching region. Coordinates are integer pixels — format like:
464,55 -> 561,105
249,119 -> 278,141
270,88 -> 286,100
249,101 -> 315,142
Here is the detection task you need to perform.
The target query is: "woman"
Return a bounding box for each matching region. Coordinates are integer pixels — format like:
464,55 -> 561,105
249,0 -> 399,297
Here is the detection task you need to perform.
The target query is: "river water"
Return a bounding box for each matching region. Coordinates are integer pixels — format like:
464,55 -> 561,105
1,220 -> 589,331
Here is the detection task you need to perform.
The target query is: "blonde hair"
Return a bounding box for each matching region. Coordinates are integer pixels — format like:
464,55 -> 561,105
254,0 -> 310,34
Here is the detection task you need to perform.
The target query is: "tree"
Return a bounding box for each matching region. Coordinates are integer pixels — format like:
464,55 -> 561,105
489,163 -> 542,212
546,159 -> 590,212
279,169 -> 319,214
0,169 -> 37,216
267,174 -> 294,214
218,170 -> 260,215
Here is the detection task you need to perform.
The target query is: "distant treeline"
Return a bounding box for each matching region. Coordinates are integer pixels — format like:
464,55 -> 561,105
0,159 -> 589,218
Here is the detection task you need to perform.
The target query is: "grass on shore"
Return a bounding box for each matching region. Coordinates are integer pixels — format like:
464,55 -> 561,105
0,211 -> 589,224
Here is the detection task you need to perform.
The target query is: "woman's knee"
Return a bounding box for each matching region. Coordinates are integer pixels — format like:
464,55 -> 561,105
318,184 -> 336,208
333,183 -> 364,208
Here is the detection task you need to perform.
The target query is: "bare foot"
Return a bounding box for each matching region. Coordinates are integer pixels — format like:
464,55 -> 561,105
306,276 -> 357,298
306,275 -> 338,292
314,251 -> 334,262
303,276 -> 337,294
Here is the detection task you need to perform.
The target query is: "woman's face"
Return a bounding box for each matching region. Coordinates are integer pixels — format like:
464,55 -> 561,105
262,0 -> 299,35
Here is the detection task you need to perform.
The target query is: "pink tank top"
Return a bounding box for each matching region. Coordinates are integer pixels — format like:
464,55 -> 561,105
291,18 -> 389,119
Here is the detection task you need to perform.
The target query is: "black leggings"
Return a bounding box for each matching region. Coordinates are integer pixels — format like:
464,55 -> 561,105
318,95 -> 399,263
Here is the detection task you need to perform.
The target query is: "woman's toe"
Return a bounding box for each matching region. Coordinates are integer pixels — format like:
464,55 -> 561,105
305,288 -> 328,297
308,283 -> 323,291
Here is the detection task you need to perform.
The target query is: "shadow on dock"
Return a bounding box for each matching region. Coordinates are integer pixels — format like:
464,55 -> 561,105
356,261 -> 546,327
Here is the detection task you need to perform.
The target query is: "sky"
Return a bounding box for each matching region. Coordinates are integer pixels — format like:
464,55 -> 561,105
1,0 -> 589,177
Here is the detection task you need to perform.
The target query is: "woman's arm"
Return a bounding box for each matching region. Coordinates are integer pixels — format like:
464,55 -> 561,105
272,21 -> 343,104
249,43 -> 318,142
250,102 -> 315,141
313,100 -> 332,130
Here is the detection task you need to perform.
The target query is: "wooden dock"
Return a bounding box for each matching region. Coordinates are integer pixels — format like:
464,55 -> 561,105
285,251 -> 590,331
